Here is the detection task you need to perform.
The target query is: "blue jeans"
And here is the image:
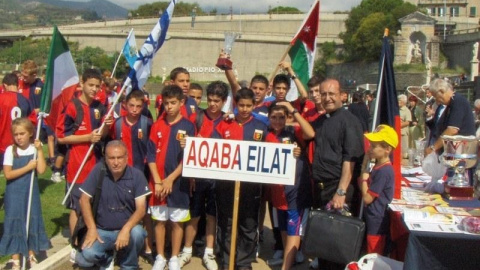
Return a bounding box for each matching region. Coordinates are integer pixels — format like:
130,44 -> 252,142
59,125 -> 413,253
76,224 -> 146,270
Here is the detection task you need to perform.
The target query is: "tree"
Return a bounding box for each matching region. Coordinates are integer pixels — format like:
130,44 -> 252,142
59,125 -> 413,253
131,1 -> 204,17
268,6 -> 302,14
314,41 -> 337,78
340,0 -> 417,61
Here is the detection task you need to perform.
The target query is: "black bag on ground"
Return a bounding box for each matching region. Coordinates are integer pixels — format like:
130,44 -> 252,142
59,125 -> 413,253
70,164 -> 106,250
303,208 -> 365,265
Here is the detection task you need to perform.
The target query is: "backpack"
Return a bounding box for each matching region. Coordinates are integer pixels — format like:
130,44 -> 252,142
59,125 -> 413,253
71,98 -> 84,133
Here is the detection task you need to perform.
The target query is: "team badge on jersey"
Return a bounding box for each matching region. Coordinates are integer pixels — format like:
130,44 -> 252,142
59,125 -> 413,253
138,129 -> 143,139
190,105 -> 196,114
176,130 -> 186,140
253,129 -> 264,141
282,137 -> 291,144
35,87 -> 41,95
94,109 -> 100,119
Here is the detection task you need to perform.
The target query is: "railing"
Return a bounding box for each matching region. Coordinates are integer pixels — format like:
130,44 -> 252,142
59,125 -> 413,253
418,0 -> 468,5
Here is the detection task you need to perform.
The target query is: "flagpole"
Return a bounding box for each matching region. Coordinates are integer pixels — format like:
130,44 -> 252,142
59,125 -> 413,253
359,28 -> 389,219
23,116 -> 43,270
269,44 -> 293,83
62,82 -> 128,205
111,28 -> 133,78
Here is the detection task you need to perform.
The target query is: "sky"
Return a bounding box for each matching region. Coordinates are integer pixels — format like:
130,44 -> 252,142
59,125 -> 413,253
89,0 -> 363,13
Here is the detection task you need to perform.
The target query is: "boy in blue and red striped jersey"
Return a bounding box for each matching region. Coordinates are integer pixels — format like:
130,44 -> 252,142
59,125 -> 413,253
56,69 -> 113,236
265,101 -> 315,270
178,81 -> 229,270
0,73 -> 36,170
213,88 -> 268,270
157,67 -> 199,122
148,85 -> 196,270
18,60 -> 43,112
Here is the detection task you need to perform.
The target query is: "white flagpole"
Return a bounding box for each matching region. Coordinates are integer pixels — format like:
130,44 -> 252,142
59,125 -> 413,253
61,81 -> 129,205
22,115 -> 43,270
111,28 -> 133,78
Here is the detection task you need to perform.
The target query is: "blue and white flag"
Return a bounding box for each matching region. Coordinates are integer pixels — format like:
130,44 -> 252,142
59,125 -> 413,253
125,0 -> 175,93
123,29 -> 138,67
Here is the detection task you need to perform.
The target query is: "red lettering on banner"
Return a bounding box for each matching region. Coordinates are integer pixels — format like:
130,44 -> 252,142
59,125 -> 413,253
199,141 -> 209,167
186,141 -> 196,166
210,142 -> 219,167
231,145 -> 241,170
221,143 -> 231,168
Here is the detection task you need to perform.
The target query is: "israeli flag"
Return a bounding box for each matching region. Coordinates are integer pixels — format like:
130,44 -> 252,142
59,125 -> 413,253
123,29 -> 138,67
125,0 -> 175,93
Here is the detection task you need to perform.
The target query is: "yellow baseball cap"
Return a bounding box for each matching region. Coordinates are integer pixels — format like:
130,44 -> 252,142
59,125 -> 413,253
364,124 -> 398,148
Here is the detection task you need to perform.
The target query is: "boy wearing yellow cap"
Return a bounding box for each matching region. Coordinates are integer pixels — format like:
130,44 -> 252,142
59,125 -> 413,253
359,124 -> 398,255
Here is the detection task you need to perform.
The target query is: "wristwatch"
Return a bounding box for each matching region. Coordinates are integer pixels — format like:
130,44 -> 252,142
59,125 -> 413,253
291,108 -> 299,115
336,188 -> 347,196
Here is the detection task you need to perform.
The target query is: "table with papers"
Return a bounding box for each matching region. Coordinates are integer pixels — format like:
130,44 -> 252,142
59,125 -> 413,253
389,167 -> 480,269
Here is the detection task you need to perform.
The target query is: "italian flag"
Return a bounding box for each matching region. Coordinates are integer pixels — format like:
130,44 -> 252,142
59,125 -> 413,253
40,26 -> 79,114
288,0 -> 319,89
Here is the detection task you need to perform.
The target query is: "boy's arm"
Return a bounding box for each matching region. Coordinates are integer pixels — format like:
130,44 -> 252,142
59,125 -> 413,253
57,129 -> 103,145
148,162 -> 164,199
220,51 -> 241,97
162,163 -> 183,195
279,61 -> 308,99
359,175 -> 375,205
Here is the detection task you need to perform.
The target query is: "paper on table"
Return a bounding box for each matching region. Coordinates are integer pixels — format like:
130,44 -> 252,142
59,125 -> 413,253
403,209 -> 454,224
406,222 -> 462,233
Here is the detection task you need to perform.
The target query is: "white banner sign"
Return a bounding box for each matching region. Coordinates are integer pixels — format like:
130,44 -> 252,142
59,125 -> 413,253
183,137 -> 296,185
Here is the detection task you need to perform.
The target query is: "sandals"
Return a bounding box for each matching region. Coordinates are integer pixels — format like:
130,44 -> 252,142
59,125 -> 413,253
10,259 -> 20,270
29,255 -> 38,268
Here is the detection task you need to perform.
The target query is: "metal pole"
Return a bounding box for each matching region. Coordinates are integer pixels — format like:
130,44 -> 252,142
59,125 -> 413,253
444,0 -> 447,41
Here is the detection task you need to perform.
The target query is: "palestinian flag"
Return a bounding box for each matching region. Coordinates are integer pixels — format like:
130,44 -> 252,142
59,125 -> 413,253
40,26 -> 79,114
288,0 -> 319,89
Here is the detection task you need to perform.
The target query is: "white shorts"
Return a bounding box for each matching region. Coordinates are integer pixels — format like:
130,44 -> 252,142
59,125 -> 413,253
150,205 -> 190,222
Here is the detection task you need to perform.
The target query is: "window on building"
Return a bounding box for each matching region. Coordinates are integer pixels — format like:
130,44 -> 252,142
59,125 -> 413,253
438,7 -> 445,17
470,7 -> 477,17
450,6 -> 459,17
431,7 -> 435,16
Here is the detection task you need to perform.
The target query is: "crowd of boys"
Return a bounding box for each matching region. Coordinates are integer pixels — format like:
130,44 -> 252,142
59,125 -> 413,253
0,58 -> 404,270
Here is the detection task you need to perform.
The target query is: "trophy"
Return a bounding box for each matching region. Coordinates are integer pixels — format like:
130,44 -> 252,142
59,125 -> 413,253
441,135 -> 478,200
216,32 -> 239,70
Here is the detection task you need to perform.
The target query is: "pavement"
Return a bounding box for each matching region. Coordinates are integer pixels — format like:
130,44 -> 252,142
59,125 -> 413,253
2,212 -> 313,270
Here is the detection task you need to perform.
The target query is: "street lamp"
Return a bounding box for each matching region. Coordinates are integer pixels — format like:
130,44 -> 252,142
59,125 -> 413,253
443,0 -> 447,41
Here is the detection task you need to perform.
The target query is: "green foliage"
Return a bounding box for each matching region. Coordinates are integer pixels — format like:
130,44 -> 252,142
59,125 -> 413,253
314,41 -> 337,78
268,6 -> 302,14
0,38 -> 129,78
130,1 -> 205,17
341,0 -> 418,61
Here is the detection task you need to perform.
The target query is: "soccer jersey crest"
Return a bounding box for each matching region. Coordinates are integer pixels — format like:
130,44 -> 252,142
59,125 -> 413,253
35,87 -> 41,95
253,129 -> 263,141
282,137 -> 291,144
94,109 -> 100,119
176,130 -> 186,140
138,128 -> 143,139
190,105 -> 196,114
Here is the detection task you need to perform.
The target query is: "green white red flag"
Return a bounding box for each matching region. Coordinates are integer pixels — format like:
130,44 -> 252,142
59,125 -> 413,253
288,0 -> 319,89
40,26 -> 79,113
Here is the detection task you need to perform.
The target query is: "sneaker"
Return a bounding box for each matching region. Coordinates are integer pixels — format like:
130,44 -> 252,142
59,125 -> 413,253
100,258 -> 114,270
69,249 -> 76,263
266,258 -> 283,266
152,255 -> 167,270
309,257 -> 319,269
9,259 -> 20,270
50,172 -> 63,183
168,257 -> 180,270
202,254 -> 218,270
295,250 -> 304,264
272,249 -> 284,259
178,251 -> 192,267
141,252 -> 155,265
28,255 -> 38,268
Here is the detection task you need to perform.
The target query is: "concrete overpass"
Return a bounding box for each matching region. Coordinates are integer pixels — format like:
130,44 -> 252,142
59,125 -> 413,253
0,13 -> 346,81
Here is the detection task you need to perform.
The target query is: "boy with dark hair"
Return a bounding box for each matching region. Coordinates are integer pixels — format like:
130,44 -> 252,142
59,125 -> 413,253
56,68 -> 112,237
178,81 -> 229,270
148,85 -> 196,270
0,73 -> 36,169
156,67 -> 199,121
19,60 -> 43,112
188,83 -> 203,107
359,125 -> 397,255
214,87 -> 268,270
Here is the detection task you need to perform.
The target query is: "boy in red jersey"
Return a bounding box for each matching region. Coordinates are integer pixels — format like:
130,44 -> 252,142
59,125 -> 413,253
213,88 -> 268,270
0,73 -> 36,170
56,69 -> 113,236
148,85 -> 196,270
178,81 -> 229,270
19,60 -> 43,112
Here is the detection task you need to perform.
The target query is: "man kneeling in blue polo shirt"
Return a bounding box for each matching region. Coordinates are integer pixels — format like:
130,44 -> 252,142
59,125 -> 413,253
74,140 -> 151,270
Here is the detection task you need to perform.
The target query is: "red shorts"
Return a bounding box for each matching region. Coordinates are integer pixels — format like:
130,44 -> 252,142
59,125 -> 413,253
367,234 -> 387,255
